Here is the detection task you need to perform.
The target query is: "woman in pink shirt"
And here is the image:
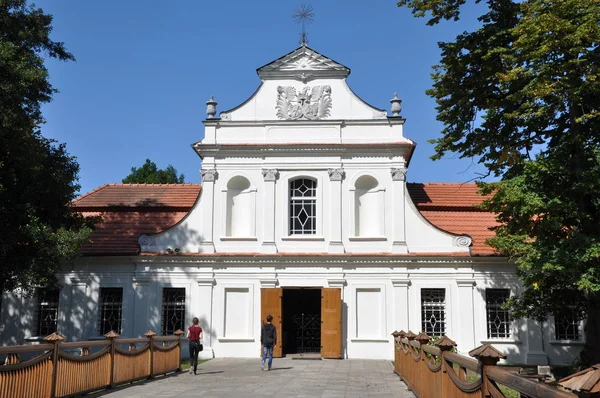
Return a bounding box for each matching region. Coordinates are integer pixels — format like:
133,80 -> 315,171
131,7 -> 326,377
186,317 -> 203,375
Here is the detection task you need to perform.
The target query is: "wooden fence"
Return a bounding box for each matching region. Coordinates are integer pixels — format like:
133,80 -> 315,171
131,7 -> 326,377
0,329 -> 184,398
392,330 -> 575,398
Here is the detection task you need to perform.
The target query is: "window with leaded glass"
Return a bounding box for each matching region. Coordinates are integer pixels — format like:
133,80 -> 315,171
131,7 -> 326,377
554,308 -> 581,341
98,288 -> 123,335
162,288 -> 186,335
421,289 -> 446,336
486,289 -> 511,339
37,289 -> 59,336
289,178 -> 317,235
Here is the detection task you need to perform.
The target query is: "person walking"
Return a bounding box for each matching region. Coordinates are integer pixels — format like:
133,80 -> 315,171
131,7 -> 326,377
186,317 -> 203,375
260,314 -> 277,371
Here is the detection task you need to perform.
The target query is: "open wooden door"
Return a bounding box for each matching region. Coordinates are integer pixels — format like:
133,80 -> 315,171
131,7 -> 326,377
321,287 -> 342,358
261,288 -> 283,358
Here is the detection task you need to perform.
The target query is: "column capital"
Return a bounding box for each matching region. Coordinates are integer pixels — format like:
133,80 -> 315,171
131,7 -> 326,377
201,169 -> 218,182
392,279 -> 411,287
262,169 -> 279,182
327,168 -> 345,181
391,167 -> 407,181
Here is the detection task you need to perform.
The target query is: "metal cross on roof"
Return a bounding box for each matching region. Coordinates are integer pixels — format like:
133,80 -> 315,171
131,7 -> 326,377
293,4 -> 315,46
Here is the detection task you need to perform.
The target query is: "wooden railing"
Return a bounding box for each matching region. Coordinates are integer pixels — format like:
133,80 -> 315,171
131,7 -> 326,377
0,329 -> 184,398
392,330 -> 575,398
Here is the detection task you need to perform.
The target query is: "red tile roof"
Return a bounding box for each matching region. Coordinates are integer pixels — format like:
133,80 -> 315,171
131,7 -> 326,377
74,183 -> 498,256
75,184 -> 200,255
407,183 -> 498,255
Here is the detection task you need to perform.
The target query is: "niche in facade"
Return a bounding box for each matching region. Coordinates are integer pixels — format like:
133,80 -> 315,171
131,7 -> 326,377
224,176 -> 256,237
353,175 -> 385,237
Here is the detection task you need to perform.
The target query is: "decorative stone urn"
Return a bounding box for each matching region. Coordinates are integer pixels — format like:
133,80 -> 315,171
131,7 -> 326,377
206,96 -> 217,119
390,93 -> 402,117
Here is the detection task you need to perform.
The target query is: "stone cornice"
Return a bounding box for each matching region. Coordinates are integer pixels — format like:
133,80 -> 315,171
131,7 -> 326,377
202,118 -> 405,127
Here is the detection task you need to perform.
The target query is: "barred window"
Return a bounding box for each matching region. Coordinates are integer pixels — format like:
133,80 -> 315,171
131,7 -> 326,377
162,288 -> 186,335
486,289 -> 511,339
421,289 -> 446,337
554,308 -> 581,341
98,288 -> 123,335
37,289 -> 59,336
289,178 -> 317,235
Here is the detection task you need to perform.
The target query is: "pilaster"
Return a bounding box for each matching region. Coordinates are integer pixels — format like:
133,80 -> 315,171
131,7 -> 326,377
132,274 -> 151,337
390,167 -> 408,253
69,277 -> 91,341
392,279 -> 411,333
525,319 -> 549,365
328,168 -> 345,253
196,274 -> 215,359
261,169 -> 279,254
199,169 -> 218,254
456,279 -> 476,352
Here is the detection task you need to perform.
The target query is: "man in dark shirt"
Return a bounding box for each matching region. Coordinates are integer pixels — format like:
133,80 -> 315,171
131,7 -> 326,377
260,314 -> 277,371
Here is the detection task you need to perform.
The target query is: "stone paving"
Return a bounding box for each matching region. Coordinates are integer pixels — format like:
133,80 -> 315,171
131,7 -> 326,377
96,358 -> 415,397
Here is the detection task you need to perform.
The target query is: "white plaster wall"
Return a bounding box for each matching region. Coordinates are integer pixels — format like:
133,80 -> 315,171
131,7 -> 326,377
147,149 -> 469,256
0,258 -> 583,365
221,79 -> 387,122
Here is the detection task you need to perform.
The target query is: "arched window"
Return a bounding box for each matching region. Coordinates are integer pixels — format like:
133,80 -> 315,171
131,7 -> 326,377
354,175 -> 384,237
225,176 -> 254,237
289,178 -> 317,235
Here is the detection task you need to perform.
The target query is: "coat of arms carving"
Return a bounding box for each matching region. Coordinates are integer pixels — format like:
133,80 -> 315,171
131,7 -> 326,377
275,85 -> 332,120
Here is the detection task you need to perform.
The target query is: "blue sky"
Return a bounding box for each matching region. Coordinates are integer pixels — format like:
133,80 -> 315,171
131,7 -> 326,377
36,0 -> 491,196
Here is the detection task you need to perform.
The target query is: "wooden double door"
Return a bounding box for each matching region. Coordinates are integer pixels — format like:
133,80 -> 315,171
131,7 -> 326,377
261,287 -> 342,358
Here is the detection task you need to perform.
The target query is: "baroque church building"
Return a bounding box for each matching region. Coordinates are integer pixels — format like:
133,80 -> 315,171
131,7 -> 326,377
0,45 -> 584,365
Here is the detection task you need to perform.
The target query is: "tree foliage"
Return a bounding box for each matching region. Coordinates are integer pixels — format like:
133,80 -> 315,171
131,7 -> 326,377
122,159 -> 185,184
0,0 -> 93,295
397,0 -> 600,364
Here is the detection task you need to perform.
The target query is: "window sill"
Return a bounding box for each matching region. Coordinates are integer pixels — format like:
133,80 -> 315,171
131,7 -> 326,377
219,236 -> 258,241
348,236 -> 387,242
480,339 -> 521,345
281,236 -> 325,241
350,338 -> 389,343
217,337 -> 255,342
549,340 -> 585,345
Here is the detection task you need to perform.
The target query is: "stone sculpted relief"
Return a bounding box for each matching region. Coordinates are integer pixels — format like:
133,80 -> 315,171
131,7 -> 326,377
276,85 -> 332,120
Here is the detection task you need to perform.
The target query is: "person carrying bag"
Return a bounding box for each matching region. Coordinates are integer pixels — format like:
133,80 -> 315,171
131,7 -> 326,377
186,317 -> 204,375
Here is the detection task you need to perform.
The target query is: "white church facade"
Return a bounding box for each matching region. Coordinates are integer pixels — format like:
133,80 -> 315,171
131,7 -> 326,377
0,45 -> 585,365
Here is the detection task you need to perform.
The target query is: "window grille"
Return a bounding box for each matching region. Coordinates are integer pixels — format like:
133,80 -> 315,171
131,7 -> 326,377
421,289 -> 446,336
37,289 -> 59,336
162,288 -> 186,335
554,308 -> 581,341
289,178 -> 317,235
485,289 -> 511,339
98,288 -> 123,335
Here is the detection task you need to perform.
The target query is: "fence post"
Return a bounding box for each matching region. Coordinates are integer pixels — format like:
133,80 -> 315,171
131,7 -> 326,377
391,331 -> 400,376
104,330 -> 120,388
174,329 -> 185,372
145,330 -> 157,379
44,332 -> 65,398
435,335 -> 457,396
469,344 -> 506,398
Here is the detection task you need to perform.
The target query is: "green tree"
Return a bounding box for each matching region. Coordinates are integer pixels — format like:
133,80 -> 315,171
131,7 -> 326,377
397,0 -> 600,365
0,1 -> 93,300
122,159 -> 185,184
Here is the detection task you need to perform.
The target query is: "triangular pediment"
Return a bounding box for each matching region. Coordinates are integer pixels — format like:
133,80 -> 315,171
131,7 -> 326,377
257,45 -> 350,80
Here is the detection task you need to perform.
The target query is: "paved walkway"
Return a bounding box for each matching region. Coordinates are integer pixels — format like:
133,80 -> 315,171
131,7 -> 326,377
96,358 -> 415,397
